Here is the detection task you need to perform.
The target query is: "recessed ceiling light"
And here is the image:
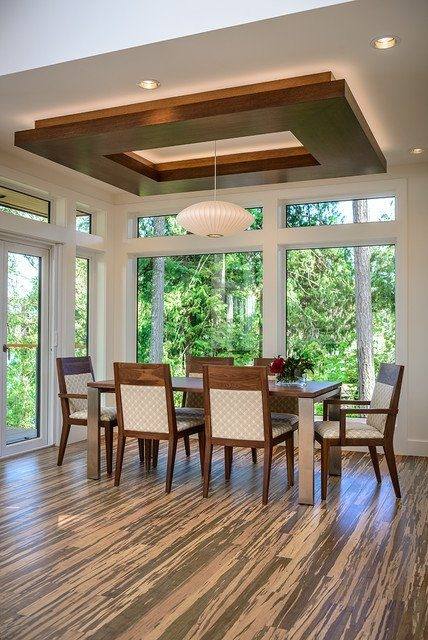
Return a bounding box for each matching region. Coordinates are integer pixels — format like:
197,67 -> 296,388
409,147 -> 424,155
370,35 -> 400,49
137,79 -> 161,90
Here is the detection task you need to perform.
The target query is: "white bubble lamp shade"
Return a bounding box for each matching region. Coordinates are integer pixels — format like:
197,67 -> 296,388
176,200 -> 254,237
176,141 -> 254,237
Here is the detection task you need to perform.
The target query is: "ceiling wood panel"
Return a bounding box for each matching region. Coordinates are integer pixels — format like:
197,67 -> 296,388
14,72 -> 386,196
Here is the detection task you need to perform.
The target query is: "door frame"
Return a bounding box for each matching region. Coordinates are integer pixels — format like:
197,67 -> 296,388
0,240 -> 50,457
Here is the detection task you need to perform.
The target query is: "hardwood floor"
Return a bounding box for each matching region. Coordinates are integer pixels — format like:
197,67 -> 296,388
0,441 -> 427,640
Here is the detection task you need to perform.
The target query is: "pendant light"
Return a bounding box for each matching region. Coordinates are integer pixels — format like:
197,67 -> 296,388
176,142 -> 254,238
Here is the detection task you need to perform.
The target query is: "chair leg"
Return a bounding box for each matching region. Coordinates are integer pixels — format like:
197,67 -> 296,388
251,448 -> 257,463
197,431 -> 205,476
368,445 -> 381,483
203,444 -> 213,498
184,435 -> 191,457
57,422 -> 70,466
165,438 -> 177,493
138,439 -> 145,464
104,425 -> 114,476
225,446 -> 233,481
144,439 -> 152,471
383,443 -> 401,499
262,445 -> 273,505
320,441 -> 329,500
285,436 -> 294,486
114,435 -> 126,486
152,440 -> 159,468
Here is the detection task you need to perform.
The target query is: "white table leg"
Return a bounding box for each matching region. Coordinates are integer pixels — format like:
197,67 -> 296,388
298,397 -> 315,505
87,386 -> 101,479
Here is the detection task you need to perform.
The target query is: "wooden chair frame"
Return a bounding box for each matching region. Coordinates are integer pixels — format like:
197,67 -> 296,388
202,364 -> 296,505
182,355 -> 234,457
318,363 -> 404,499
114,362 -> 205,492
56,356 -> 117,474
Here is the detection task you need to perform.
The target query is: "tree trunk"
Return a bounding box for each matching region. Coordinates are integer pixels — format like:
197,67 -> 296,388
149,217 -> 165,362
353,200 -> 375,398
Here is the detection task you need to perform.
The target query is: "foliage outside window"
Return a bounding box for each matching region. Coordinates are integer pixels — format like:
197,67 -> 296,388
76,211 -> 92,233
137,207 -> 263,238
137,251 -> 263,375
75,258 -> 90,356
286,243 -> 395,405
0,185 -> 49,223
6,253 -> 41,444
284,196 -> 395,228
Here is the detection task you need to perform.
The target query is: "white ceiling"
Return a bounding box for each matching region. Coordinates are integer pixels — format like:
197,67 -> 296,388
136,132 -> 303,163
0,1 -> 353,76
0,0 -> 426,196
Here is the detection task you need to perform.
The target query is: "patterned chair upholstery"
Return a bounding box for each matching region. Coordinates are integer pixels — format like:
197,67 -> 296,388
114,362 -> 205,493
56,356 -> 117,473
202,364 -> 298,505
316,363 -> 404,500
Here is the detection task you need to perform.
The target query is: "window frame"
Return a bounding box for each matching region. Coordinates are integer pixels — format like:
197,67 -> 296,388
0,183 -> 51,223
75,210 -> 92,234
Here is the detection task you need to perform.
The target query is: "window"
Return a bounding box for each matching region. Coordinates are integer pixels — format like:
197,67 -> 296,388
284,196 -> 395,228
76,211 -> 92,233
0,185 -> 50,223
137,207 -> 262,237
137,251 -> 263,374
137,214 -> 187,238
75,258 -> 89,356
286,244 -> 395,401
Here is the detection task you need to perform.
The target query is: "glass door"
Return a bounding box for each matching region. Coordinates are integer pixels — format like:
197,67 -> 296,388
0,242 -> 49,456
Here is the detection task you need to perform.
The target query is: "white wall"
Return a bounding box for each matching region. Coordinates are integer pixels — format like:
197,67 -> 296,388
0,151 -> 426,457
112,162 -> 428,457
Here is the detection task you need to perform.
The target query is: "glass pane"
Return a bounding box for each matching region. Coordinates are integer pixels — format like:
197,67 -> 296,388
284,196 -> 395,228
286,244 -> 396,406
247,207 -> 263,230
75,258 -> 89,356
137,215 -> 187,238
6,252 -> 41,444
76,212 -> 92,233
137,252 -> 263,375
0,184 -> 49,222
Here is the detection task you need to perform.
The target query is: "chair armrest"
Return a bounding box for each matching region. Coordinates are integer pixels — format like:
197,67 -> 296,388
58,393 -> 87,399
339,408 -> 398,443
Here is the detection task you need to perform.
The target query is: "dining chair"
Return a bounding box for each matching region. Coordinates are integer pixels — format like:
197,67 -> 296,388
56,356 -> 117,473
202,364 -> 298,505
253,357 -> 299,462
182,355 -> 234,457
317,363 -> 404,499
113,362 -> 206,492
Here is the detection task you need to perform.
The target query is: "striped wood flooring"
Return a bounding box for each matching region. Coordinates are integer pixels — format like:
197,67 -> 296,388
0,441 -> 427,640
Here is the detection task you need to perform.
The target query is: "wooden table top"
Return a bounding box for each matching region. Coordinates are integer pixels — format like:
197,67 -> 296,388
88,377 -> 341,398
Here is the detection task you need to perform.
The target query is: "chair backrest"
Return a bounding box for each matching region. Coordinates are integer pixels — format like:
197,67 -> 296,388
114,362 -> 176,436
203,365 -> 271,443
56,356 -> 94,415
253,357 -> 299,416
367,363 -> 404,437
184,355 -> 234,408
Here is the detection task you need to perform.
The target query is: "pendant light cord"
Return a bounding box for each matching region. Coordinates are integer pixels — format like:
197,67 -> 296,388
214,140 -> 217,201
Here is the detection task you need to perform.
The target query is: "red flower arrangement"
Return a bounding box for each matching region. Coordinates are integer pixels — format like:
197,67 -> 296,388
269,353 -> 314,384
269,356 -> 286,375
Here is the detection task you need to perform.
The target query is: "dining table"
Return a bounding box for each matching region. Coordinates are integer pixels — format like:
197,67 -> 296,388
86,377 -> 341,505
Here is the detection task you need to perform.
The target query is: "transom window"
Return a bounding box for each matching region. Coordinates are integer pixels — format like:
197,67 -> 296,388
283,196 -> 395,228
0,184 -> 50,223
76,211 -> 92,233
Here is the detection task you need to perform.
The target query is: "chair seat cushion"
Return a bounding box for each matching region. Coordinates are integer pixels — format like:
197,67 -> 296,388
69,406 -> 117,422
315,420 -> 382,440
271,412 -> 299,437
175,407 -> 205,431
